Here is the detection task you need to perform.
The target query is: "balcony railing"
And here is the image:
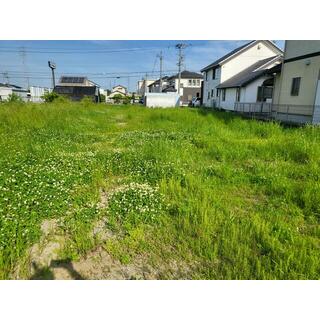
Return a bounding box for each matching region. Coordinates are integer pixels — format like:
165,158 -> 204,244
234,102 -> 316,124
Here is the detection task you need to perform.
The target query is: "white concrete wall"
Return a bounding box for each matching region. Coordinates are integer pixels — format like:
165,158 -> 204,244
0,87 -> 29,102
0,87 -> 13,100
29,86 -> 51,102
145,93 -> 180,107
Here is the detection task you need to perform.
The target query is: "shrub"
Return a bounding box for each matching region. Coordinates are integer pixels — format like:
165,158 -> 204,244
42,91 -> 60,103
80,96 -> 94,106
6,93 -> 24,103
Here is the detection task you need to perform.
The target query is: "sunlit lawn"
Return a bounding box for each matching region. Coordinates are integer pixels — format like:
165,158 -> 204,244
0,101 -> 319,279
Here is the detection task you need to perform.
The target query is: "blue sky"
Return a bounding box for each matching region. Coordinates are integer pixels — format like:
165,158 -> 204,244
0,40 -> 284,92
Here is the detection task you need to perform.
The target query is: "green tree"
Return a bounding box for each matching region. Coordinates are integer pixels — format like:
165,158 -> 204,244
112,94 -> 123,104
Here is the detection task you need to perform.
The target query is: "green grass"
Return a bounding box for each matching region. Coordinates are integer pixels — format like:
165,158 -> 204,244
0,101 -> 319,279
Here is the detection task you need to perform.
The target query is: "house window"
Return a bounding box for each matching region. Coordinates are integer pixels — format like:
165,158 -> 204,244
205,72 -> 208,81
211,89 -> 214,98
222,89 -> 226,101
291,77 -> 301,96
236,88 -> 241,102
212,68 -> 216,80
197,79 -> 200,86
208,91 -> 210,100
257,86 -> 273,102
188,79 -> 192,86
216,89 -> 219,97
193,79 -> 196,86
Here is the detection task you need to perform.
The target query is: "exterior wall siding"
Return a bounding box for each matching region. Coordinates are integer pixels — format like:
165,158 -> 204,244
203,67 -> 221,107
220,42 -> 278,82
219,88 -> 237,110
313,80 -> 320,124
272,73 -> 282,105
278,55 -> 320,106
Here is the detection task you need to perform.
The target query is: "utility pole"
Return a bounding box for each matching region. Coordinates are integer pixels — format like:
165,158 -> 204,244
175,43 -> 188,98
48,61 -> 56,88
3,72 -> 10,84
158,51 -> 163,92
144,73 -> 148,95
20,47 -> 30,89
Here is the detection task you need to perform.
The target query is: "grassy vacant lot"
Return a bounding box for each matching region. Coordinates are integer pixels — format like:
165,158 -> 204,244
0,101 -> 319,279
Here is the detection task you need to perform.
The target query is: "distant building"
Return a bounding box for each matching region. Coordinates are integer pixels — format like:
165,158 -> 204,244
137,79 -> 156,95
29,86 -> 52,102
111,85 -> 127,96
0,83 -> 30,102
147,71 -> 203,105
166,71 -> 203,105
53,76 -> 101,102
148,76 -> 170,93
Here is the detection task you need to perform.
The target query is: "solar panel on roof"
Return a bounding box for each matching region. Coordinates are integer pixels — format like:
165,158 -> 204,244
60,76 -> 86,84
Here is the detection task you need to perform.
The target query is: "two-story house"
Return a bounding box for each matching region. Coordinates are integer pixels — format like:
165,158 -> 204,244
165,70 -> 203,105
148,76 -> 170,93
201,40 -> 283,110
53,76 -> 101,102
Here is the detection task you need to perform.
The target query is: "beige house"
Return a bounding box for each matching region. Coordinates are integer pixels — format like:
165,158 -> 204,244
273,40 -> 320,124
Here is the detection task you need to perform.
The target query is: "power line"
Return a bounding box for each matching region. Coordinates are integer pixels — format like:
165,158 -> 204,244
0,69 -> 181,78
0,47 -> 170,54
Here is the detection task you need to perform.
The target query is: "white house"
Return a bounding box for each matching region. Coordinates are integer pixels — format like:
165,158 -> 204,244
216,55 -> 282,110
111,84 -> 128,95
201,40 -> 283,109
0,83 -> 30,102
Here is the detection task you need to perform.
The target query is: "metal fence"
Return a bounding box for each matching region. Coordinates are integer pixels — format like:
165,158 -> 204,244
234,102 -> 316,124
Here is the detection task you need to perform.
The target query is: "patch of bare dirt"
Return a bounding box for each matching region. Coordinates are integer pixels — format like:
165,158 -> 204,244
28,186 -> 196,280
50,247 -> 194,280
29,219 -> 65,276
